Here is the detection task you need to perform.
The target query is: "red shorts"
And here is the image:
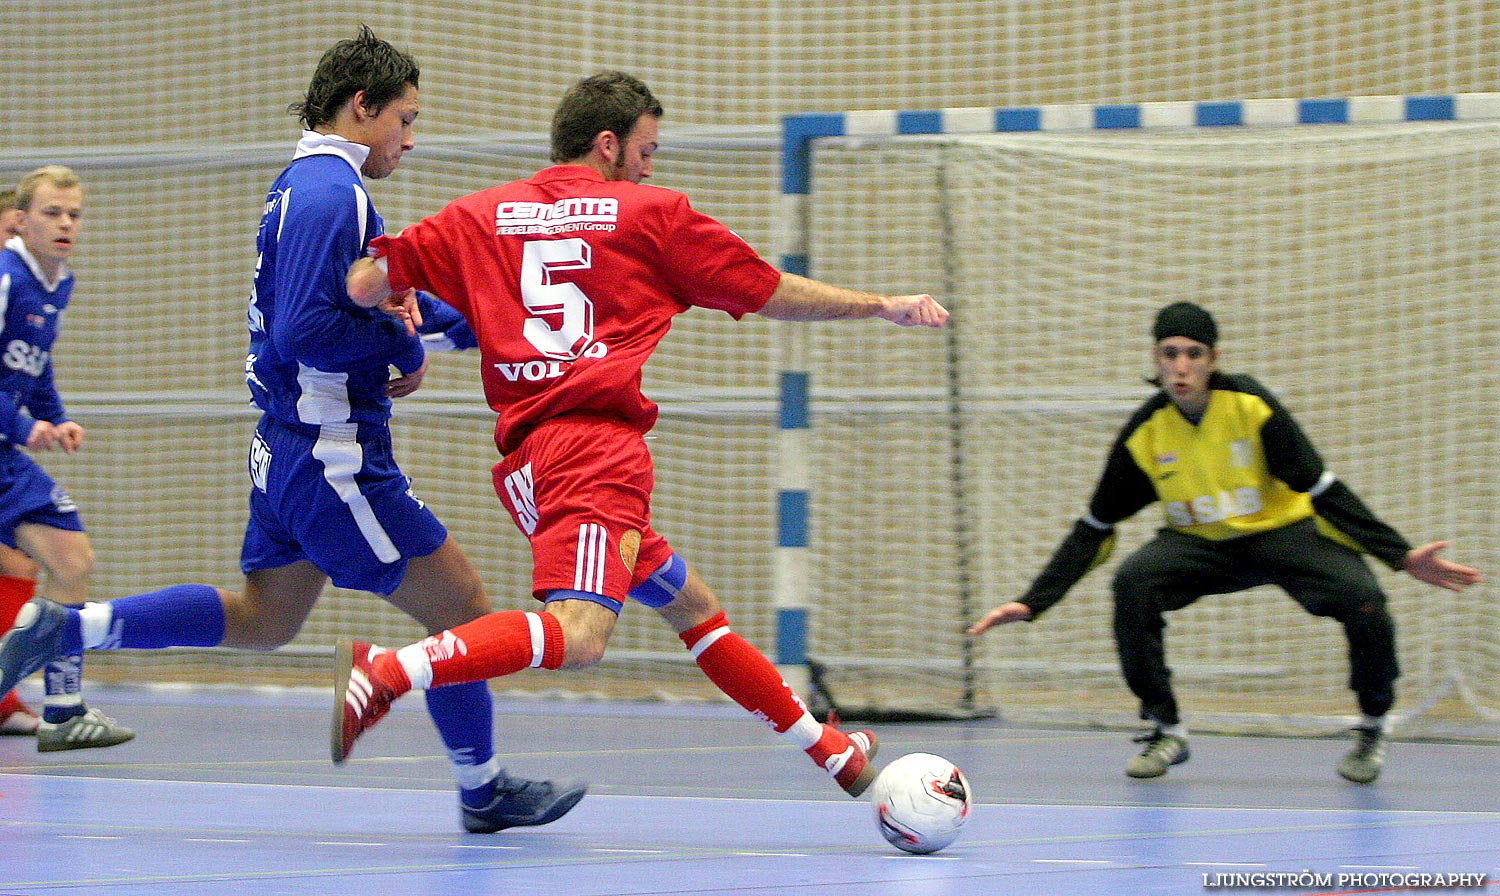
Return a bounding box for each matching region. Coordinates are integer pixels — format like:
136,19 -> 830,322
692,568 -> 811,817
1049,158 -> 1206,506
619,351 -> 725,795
492,414 -> 674,604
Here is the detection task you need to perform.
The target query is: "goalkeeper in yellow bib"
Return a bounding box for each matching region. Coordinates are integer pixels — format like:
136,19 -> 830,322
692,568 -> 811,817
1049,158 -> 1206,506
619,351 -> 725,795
968,302 -> 1480,784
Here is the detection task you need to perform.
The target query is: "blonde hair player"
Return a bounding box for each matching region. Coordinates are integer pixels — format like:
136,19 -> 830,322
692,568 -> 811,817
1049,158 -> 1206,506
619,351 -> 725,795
0,166 -> 134,749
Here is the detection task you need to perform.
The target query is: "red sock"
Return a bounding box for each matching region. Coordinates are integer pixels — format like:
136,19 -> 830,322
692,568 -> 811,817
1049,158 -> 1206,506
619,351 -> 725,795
679,611 -> 810,734
1,689 -> 31,715
0,575 -> 37,630
1,577 -> 39,716
424,610 -> 565,688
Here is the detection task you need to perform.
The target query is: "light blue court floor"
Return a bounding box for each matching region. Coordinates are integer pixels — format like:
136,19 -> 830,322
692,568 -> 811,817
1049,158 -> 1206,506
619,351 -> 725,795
1,684 -> 1496,895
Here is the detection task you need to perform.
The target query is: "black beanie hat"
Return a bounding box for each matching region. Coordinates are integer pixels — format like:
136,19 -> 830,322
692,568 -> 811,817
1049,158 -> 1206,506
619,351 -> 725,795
1153,301 -> 1217,347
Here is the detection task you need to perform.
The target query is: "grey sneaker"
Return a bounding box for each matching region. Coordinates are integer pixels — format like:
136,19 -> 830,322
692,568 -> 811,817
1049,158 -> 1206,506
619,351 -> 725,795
1337,725 -> 1386,784
461,774 -> 587,833
37,705 -> 136,752
1125,728 -> 1190,778
0,599 -> 70,696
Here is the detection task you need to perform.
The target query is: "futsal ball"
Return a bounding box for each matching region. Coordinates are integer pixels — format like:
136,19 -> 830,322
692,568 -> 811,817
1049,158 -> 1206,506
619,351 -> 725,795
868,752 -> 972,854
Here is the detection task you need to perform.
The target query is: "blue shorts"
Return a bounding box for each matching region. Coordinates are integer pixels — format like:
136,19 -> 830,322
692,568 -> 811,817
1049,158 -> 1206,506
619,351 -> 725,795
0,448 -> 85,549
239,417 -> 447,595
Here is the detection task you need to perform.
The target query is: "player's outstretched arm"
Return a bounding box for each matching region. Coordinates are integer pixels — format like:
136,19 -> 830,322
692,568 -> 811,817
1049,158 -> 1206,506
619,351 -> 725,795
966,601 -> 1034,635
1402,541 -> 1482,592
756,272 -> 948,328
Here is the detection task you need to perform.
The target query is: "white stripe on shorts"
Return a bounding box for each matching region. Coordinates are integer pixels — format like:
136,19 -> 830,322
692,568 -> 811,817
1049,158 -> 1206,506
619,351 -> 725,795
574,523 -> 607,594
312,426 -> 401,564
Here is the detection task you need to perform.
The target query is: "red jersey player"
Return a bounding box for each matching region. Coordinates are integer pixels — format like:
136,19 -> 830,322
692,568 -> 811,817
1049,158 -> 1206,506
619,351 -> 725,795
337,71 -> 948,799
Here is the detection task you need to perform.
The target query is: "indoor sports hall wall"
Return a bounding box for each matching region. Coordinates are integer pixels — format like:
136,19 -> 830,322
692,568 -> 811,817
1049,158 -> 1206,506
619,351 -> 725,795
2,2 -> 1496,729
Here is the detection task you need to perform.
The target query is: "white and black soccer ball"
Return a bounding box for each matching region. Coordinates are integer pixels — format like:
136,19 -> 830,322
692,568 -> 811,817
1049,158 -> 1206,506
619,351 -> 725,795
868,752 -> 972,854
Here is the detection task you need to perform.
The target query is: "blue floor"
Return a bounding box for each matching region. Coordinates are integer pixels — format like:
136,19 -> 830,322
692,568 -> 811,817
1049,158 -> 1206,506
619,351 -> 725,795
1,685 -> 1496,895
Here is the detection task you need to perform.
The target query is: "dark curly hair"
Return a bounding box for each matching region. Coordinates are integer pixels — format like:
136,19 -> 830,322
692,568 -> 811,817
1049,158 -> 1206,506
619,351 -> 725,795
288,25 -> 419,130
550,71 -> 663,163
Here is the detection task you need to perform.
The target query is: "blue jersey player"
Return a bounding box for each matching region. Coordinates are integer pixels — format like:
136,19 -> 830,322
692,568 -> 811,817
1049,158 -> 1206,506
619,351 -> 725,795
0,28 -> 583,833
0,185 -> 42,736
0,165 -> 134,751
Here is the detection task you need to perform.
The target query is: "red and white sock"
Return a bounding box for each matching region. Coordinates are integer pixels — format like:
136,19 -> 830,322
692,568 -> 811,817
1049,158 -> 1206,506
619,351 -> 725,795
389,610 -> 565,691
678,611 -> 830,754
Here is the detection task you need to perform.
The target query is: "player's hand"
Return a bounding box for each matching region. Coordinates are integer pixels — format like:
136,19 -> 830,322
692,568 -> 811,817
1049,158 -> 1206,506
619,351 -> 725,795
377,287 -> 423,336
966,601 -> 1034,635
879,294 -> 949,328
52,421 -> 85,454
1402,541 -> 1481,591
386,357 -> 428,399
24,419 -> 59,451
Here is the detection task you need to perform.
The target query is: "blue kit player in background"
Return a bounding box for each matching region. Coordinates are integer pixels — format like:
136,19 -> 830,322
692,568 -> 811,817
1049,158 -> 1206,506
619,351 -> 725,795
0,165 -> 134,751
0,27 -> 583,833
0,185 -> 43,737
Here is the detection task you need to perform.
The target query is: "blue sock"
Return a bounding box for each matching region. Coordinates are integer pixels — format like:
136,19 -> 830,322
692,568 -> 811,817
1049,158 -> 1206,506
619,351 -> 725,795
98,584 -> 225,649
58,611 -> 84,655
425,681 -> 498,807
42,655 -> 84,723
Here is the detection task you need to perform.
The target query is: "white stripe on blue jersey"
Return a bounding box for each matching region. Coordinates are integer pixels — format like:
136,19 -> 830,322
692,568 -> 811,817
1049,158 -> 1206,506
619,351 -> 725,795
294,363 -> 353,425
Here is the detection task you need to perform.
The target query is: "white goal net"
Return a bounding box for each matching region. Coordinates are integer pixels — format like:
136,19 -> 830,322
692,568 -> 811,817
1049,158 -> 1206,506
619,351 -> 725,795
799,119 -> 1500,737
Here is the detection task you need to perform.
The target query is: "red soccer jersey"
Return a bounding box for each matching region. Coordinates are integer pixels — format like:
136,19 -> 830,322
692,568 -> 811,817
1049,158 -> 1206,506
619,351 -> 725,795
372,165 -> 781,454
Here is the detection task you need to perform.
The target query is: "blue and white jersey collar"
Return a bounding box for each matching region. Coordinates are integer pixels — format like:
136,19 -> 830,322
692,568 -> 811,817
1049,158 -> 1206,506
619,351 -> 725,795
292,130 -> 371,182
3,234 -> 71,293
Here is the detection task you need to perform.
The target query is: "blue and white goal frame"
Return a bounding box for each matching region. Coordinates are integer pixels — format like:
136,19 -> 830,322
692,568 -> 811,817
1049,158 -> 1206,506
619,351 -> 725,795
772,92 -> 1500,688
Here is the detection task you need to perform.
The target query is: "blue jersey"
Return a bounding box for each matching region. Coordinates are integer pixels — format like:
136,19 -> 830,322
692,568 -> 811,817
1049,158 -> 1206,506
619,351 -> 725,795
0,236 -> 72,450
245,132 -> 425,432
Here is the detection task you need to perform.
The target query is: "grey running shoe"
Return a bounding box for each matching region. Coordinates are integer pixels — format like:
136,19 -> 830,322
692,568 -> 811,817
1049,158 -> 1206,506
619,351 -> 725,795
37,704 -> 136,752
1125,728 -> 1190,778
1337,725 -> 1386,784
461,774 -> 588,833
0,599 -> 70,696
